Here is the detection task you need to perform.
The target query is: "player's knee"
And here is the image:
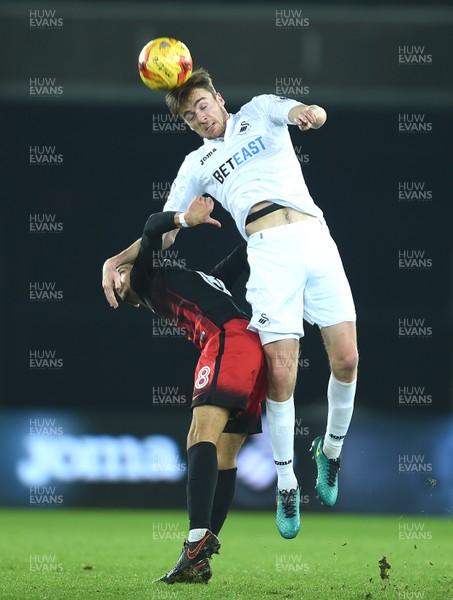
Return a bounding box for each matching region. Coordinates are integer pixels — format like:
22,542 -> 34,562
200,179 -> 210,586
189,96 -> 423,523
266,365 -> 296,400
331,348 -> 358,379
186,423 -> 209,448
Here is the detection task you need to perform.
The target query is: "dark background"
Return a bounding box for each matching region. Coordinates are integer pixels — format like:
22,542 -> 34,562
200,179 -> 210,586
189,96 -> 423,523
0,1 -> 452,513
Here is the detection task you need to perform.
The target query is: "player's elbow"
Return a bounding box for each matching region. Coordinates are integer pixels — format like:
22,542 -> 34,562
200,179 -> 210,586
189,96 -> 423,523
162,229 -> 178,249
313,105 -> 327,128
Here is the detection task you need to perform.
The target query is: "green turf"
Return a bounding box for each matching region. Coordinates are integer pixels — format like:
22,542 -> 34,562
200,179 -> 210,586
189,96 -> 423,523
0,509 -> 451,599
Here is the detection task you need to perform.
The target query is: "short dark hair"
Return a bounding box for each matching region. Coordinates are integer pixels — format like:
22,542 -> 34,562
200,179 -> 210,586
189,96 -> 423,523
120,286 -> 143,308
116,263 -> 144,307
165,68 -> 217,117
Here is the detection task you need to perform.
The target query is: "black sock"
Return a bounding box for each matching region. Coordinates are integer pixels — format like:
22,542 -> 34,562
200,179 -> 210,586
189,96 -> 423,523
210,468 -> 237,536
187,441 -> 218,531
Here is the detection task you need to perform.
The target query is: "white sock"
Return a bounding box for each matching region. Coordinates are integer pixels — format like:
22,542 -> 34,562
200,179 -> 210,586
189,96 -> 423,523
188,528 -> 208,542
266,396 -> 298,491
323,374 -> 357,460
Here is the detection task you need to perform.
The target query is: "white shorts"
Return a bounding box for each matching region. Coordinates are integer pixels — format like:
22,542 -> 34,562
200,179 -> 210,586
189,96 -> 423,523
245,218 -> 356,343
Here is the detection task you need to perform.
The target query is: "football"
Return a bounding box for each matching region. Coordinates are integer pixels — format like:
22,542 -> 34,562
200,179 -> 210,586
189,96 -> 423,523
138,37 -> 193,92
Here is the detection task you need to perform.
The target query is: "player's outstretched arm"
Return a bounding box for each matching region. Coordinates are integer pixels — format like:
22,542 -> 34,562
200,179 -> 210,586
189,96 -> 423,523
175,195 -> 222,229
288,104 -> 327,131
102,238 -> 141,309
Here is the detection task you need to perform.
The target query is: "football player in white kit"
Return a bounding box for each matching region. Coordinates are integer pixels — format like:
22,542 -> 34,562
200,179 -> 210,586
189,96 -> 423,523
164,68 -> 358,538
103,68 -> 358,540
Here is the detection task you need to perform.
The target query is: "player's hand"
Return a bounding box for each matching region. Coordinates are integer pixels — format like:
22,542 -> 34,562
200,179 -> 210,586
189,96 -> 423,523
184,195 -> 222,228
102,258 -> 121,309
293,107 -> 318,131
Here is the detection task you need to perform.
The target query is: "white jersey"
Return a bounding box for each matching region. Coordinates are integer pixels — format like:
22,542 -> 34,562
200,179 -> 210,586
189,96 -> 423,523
163,94 -> 324,239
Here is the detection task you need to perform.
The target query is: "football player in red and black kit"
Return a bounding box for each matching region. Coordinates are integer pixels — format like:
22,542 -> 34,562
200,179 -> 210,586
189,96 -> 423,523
109,197 -> 267,584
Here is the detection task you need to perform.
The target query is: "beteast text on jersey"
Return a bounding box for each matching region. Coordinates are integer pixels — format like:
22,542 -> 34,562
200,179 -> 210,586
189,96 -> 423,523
212,136 -> 266,184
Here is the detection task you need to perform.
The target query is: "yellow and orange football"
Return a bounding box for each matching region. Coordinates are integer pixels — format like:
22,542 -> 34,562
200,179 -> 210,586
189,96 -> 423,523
138,37 -> 192,92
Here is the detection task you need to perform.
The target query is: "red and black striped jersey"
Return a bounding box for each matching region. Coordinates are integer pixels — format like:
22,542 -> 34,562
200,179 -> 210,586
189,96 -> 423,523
130,211 -> 249,350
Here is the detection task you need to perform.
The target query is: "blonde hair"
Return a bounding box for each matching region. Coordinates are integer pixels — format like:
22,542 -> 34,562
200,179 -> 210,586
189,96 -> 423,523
165,68 -> 217,117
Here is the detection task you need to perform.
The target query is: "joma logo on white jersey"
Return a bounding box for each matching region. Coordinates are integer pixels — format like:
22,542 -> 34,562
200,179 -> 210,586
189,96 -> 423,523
200,148 -> 217,166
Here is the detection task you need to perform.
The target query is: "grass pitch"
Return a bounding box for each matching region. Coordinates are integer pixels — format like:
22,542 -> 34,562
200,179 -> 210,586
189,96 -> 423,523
0,509 -> 451,599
